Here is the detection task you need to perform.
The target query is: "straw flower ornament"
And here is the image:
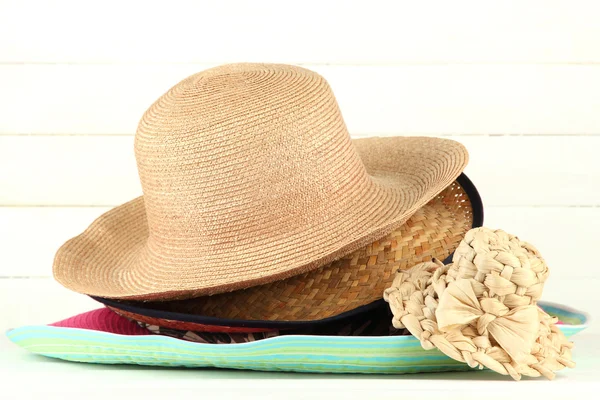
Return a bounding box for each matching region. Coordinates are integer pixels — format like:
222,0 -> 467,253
384,227 -> 575,380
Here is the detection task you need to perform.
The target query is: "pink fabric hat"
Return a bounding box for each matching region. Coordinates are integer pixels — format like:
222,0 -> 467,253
50,307 -> 150,336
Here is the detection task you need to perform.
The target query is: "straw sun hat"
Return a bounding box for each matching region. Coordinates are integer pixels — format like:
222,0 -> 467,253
95,173 -> 482,327
53,63 -> 469,303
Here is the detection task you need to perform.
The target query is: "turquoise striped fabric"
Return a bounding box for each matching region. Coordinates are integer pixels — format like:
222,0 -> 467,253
6,301 -> 588,374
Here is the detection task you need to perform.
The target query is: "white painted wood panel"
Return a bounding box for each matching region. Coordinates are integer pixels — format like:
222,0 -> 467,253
483,207 -> 600,281
0,136 -> 140,206
463,136 -> 600,207
2,1 -> 598,389
0,207 -> 109,277
1,0 -> 599,64
2,65 -> 600,135
2,206 -> 599,279
1,135 -> 598,206
1,275 -> 597,335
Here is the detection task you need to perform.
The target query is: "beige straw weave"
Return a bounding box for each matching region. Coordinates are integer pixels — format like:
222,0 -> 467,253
53,63 -> 468,300
384,228 -> 575,380
111,179 -> 474,322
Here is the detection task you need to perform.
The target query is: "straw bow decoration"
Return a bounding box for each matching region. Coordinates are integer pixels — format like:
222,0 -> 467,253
383,227 -> 575,380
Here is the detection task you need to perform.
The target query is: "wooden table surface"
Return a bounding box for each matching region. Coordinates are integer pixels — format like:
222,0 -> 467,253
1,278 -> 598,400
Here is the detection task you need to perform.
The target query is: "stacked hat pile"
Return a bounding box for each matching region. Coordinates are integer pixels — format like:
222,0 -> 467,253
7,64 -> 585,380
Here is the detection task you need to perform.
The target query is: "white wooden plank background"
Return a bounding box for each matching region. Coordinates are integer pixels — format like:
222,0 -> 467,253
1,0 -> 599,64
2,65 -> 600,135
1,2 -> 599,394
1,206 -> 598,279
1,1 -> 599,286
2,276 -> 597,334
1,135 -> 598,206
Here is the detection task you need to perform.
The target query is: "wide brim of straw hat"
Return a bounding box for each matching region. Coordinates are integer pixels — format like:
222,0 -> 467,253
92,172 -> 482,325
53,136 -> 468,300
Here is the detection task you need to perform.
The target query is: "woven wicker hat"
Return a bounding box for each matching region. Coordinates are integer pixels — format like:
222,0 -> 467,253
94,173 -> 483,325
53,63 -> 469,300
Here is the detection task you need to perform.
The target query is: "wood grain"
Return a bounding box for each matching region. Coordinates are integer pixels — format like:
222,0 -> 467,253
1,206 -> 598,279
1,0 -> 599,64
1,65 -> 600,135
1,135 -> 598,206
1,276 -> 596,334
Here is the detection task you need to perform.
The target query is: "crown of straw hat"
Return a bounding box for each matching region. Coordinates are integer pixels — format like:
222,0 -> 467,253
53,63 -> 469,300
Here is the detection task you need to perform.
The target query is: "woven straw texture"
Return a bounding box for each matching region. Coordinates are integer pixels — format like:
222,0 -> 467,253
384,227 -> 575,380
53,63 -> 468,300
111,180 -> 473,322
